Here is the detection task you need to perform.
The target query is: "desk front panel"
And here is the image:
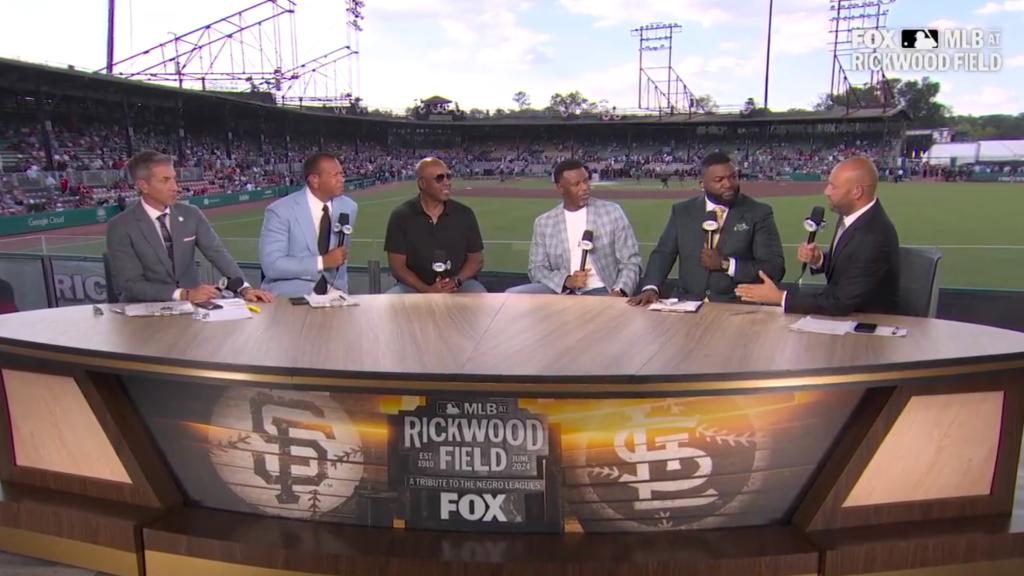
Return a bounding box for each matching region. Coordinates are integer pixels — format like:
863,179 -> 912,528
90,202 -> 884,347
124,377 -> 861,534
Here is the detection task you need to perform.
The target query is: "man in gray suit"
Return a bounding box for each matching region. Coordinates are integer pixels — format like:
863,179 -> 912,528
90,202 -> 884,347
507,159 -> 641,296
628,152 -> 784,305
106,150 -> 274,303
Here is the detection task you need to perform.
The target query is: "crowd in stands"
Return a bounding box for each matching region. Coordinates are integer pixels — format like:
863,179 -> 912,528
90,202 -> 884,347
456,135 -> 893,183
1,112 -> 905,217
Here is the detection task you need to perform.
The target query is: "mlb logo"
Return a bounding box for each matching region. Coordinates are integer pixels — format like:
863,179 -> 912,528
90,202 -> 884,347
902,29 -> 939,49
436,401 -> 461,415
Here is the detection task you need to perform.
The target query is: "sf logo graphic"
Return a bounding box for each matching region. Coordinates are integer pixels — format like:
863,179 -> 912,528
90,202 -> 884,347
249,392 -> 334,504
208,388 -> 364,520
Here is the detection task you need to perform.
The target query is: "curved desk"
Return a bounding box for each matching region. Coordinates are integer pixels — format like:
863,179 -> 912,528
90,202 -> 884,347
0,295 -> 1022,576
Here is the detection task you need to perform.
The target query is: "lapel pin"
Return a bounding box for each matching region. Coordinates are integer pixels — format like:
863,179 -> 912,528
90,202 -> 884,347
177,216 -> 184,222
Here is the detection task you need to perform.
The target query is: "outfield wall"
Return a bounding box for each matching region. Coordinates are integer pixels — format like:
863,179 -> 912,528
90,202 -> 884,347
0,177 -> 384,237
0,186 -> 293,237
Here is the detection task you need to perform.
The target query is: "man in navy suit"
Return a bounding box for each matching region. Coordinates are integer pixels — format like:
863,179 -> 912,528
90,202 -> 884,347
259,153 -> 358,297
735,156 -> 900,315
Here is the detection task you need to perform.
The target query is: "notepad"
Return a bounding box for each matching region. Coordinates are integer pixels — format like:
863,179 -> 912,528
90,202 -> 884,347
789,316 -> 907,337
196,298 -> 252,322
114,301 -> 195,317
306,290 -> 358,308
648,299 -> 703,313
789,316 -> 856,335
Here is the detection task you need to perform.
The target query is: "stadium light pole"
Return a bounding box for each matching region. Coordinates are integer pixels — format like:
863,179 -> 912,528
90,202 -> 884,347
763,0 -> 773,110
106,0 -> 116,73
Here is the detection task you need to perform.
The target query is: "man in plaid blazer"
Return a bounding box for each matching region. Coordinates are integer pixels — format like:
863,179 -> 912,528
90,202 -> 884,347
507,159 -> 641,296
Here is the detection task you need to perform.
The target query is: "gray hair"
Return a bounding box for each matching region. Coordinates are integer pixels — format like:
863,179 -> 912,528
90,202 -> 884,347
127,150 -> 174,182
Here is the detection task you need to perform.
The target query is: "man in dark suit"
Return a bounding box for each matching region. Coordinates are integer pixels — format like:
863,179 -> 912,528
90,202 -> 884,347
106,150 -> 274,303
628,152 -> 785,305
735,156 -> 899,315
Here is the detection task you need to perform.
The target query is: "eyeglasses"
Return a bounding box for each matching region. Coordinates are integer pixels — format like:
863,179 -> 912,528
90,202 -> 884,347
433,173 -> 453,183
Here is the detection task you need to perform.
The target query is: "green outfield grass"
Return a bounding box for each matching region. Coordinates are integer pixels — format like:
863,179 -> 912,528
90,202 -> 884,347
5,178 -> 1024,290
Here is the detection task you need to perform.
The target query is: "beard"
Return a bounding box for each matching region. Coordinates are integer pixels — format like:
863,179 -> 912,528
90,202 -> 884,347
705,183 -> 740,207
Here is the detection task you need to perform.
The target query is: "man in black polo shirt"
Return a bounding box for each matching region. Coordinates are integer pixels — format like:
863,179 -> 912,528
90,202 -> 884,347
384,157 -> 487,293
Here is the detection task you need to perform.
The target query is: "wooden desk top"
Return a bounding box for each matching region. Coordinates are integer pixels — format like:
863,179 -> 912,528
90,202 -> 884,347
0,295 -> 1022,394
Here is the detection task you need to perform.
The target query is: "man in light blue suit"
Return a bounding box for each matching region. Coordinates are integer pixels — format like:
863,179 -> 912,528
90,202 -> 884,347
259,153 -> 358,297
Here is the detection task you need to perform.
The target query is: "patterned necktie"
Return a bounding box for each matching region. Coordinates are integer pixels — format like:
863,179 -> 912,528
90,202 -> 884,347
314,204 -> 331,295
712,207 -> 726,249
156,213 -> 174,275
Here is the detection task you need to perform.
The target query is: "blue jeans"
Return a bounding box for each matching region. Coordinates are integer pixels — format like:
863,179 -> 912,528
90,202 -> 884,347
505,282 -> 610,296
386,279 -> 488,294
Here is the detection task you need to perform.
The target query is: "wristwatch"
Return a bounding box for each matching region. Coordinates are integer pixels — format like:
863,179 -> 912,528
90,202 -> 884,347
720,259 -> 730,271
454,277 -> 464,289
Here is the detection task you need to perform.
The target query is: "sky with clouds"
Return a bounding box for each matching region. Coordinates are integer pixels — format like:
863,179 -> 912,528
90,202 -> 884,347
1,0 -> 1021,116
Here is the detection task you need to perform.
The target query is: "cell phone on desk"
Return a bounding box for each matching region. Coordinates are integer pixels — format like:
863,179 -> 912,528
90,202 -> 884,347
194,301 -> 223,311
853,322 -> 878,334
289,297 -> 308,306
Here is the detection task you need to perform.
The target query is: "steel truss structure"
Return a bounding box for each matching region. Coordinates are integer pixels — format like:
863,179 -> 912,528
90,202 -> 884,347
103,0 -> 360,107
631,23 -> 707,117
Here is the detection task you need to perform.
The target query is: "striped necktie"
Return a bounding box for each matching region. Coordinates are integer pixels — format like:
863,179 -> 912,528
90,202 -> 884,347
156,213 -> 174,274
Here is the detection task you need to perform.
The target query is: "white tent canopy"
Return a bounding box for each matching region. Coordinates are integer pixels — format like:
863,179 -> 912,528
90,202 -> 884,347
977,140 -> 1024,163
925,140 -> 1024,166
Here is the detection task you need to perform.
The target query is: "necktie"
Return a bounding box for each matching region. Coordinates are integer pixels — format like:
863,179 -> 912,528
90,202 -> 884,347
156,213 -> 175,275
832,216 -> 848,250
314,205 -> 331,295
827,217 -> 847,277
712,207 -> 726,249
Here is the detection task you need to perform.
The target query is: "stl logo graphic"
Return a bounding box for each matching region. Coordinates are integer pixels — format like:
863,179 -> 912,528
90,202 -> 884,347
569,399 -> 757,531
208,388 -> 364,520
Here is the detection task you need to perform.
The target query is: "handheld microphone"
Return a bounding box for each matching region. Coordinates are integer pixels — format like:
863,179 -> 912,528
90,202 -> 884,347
332,212 -> 352,248
431,249 -> 451,279
216,276 -> 246,298
702,211 -> 720,250
578,229 -> 594,271
799,206 -> 827,277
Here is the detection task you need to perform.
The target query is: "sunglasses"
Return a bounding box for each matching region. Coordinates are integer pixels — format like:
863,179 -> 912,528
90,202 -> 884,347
433,173 -> 453,183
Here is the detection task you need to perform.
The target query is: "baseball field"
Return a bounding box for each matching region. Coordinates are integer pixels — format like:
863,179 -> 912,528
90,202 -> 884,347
3,177 -> 1022,290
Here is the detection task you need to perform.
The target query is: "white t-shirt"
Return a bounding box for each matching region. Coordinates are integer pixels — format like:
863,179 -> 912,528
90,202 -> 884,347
564,206 -> 605,290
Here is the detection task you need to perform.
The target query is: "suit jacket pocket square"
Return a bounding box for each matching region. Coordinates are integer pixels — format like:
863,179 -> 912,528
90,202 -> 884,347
182,235 -> 196,242
733,223 -> 750,232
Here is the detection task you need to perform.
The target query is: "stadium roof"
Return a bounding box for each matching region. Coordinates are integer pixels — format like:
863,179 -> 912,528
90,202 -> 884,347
0,57 -> 908,128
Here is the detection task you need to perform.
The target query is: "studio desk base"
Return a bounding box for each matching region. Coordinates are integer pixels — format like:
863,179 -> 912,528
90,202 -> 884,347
1,493 -> 1024,576
1,344 -> 1024,574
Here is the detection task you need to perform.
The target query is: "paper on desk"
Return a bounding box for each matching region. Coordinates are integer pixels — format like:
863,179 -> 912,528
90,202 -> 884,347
197,298 -> 252,322
789,316 -> 857,335
648,299 -> 703,313
305,289 -> 358,308
118,301 -> 194,317
870,325 -> 909,337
